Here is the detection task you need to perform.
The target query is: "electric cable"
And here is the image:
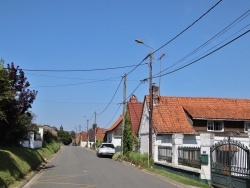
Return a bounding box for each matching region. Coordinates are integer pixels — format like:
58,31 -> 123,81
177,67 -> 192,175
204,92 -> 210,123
30,76 -> 121,88
172,24 -> 250,72
103,104 -> 122,129
155,9 -> 250,76
126,0 -> 223,76
21,63 -> 147,72
96,77 -> 123,116
153,0 -> 223,54
153,29 -> 250,78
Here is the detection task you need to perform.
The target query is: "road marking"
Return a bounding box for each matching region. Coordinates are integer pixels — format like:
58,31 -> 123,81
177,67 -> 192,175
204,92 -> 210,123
38,173 -> 88,182
32,181 -> 96,187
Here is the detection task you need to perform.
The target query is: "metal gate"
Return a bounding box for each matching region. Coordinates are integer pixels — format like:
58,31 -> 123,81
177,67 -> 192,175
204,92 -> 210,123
211,137 -> 250,188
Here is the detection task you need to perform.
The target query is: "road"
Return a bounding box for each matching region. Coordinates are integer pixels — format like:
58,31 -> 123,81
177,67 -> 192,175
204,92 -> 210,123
23,146 -> 180,188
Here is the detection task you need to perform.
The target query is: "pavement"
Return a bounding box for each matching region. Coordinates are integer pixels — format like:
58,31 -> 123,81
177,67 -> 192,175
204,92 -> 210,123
15,147 -> 204,188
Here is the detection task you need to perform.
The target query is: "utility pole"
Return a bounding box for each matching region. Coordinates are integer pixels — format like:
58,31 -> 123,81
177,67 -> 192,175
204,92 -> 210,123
87,119 -> 89,147
78,125 -> 81,145
135,39 -> 154,165
149,53 -> 153,160
94,111 -> 97,149
121,73 -> 127,155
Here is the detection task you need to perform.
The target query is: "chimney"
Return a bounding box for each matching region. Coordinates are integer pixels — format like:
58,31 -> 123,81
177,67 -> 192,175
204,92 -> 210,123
153,86 -> 159,105
129,95 -> 138,103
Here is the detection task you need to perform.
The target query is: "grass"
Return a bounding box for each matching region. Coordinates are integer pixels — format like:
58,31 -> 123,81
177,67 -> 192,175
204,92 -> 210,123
114,152 -> 209,188
146,168 -> 209,188
0,141 -> 61,188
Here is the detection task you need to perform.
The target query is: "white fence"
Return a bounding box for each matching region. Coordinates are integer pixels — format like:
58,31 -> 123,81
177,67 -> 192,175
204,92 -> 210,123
154,133 -> 250,183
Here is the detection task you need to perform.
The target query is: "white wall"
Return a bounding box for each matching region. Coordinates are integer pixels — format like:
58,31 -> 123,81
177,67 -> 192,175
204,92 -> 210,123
113,136 -> 121,147
140,134 -> 149,154
81,141 -> 87,147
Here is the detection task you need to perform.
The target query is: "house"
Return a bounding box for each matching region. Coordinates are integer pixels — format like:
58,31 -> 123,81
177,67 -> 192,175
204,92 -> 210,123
21,127 -> 44,149
104,95 -> 143,148
138,94 -> 250,184
139,94 -> 250,155
88,127 -> 107,148
127,95 -> 143,138
126,95 -> 143,151
80,132 -> 88,147
105,115 -> 123,147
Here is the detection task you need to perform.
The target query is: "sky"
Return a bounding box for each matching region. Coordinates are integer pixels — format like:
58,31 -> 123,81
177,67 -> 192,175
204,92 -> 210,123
1,0 -> 250,132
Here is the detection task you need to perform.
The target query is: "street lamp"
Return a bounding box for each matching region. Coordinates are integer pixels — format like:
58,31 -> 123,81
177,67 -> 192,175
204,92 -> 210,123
135,39 -> 154,163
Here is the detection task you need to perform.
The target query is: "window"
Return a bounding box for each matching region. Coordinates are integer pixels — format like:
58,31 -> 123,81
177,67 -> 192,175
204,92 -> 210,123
244,122 -> 250,132
207,121 -> 224,132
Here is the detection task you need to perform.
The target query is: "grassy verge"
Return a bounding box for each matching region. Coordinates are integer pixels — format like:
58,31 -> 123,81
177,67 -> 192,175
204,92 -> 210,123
0,141 -> 61,188
113,152 -> 209,188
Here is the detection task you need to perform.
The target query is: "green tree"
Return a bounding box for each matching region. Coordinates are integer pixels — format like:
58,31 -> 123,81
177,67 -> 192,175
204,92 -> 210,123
123,113 -> 134,156
0,62 -> 38,146
0,59 -> 13,122
92,123 -> 97,129
58,130 -> 72,145
70,130 -> 76,139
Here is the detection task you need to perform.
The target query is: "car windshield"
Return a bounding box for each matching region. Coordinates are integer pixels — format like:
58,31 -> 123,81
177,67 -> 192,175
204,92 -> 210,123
100,144 -> 114,148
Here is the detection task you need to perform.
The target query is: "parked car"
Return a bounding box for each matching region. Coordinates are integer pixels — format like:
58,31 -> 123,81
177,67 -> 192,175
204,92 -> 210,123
96,143 -> 115,158
72,142 -> 77,146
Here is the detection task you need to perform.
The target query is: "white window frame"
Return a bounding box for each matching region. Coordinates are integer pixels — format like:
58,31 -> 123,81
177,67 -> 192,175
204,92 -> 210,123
207,121 -> 224,132
244,121 -> 250,132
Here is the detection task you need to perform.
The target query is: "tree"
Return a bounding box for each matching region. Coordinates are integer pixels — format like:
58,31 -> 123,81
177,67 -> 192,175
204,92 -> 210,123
92,123 -> 97,130
0,59 -> 13,122
123,113 -> 134,156
58,130 -> 72,145
0,62 -> 38,146
70,130 -> 76,139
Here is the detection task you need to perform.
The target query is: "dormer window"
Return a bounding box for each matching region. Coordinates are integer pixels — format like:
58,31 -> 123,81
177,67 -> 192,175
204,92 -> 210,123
207,121 -> 224,132
244,122 -> 250,132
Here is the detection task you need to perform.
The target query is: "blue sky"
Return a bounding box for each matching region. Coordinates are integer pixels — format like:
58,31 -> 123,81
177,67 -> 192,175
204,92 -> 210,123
1,0 -> 250,132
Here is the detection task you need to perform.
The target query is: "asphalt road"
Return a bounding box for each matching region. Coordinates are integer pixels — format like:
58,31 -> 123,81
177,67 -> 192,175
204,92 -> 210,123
23,146 -> 180,188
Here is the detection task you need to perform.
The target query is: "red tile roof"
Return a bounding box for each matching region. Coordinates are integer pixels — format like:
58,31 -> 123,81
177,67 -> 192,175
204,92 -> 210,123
177,97 -> 250,120
127,95 -> 143,136
96,128 -> 108,140
146,96 -> 250,134
107,115 -> 123,132
81,132 -> 88,141
88,128 -> 107,141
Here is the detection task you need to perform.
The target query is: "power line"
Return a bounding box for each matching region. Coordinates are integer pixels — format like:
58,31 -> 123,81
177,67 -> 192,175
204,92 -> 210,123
126,0 -> 223,76
126,79 -> 146,101
96,77 -> 123,116
103,104 -> 122,129
153,0 -> 223,54
30,76 -> 121,88
156,9 -> 250,76
153,29 -> 250,78
21,63 -> 147,72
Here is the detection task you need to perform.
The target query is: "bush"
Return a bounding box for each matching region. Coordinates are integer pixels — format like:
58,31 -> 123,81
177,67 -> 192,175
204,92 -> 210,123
117,152 -> 153,168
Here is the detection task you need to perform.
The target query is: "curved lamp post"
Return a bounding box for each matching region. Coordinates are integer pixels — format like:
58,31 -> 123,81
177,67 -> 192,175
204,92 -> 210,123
135,39 -> 154,163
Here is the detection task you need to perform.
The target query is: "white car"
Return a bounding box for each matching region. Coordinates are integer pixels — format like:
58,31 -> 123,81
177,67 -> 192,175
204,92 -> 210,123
97,143 -> 115,158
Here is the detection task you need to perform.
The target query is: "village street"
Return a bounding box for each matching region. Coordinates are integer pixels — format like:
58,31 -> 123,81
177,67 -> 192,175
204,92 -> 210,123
22,146 -> 180,188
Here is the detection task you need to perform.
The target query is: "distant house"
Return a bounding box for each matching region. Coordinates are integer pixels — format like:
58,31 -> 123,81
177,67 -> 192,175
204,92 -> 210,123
88,127 -> 107,148
21,127 -> 44,149
127,95 -> 143,135
105,95 -> 143,148
43,125 -> 58,137
105,115 -> 123,147
139,92 -> 250,155
80,132 -> 88,147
